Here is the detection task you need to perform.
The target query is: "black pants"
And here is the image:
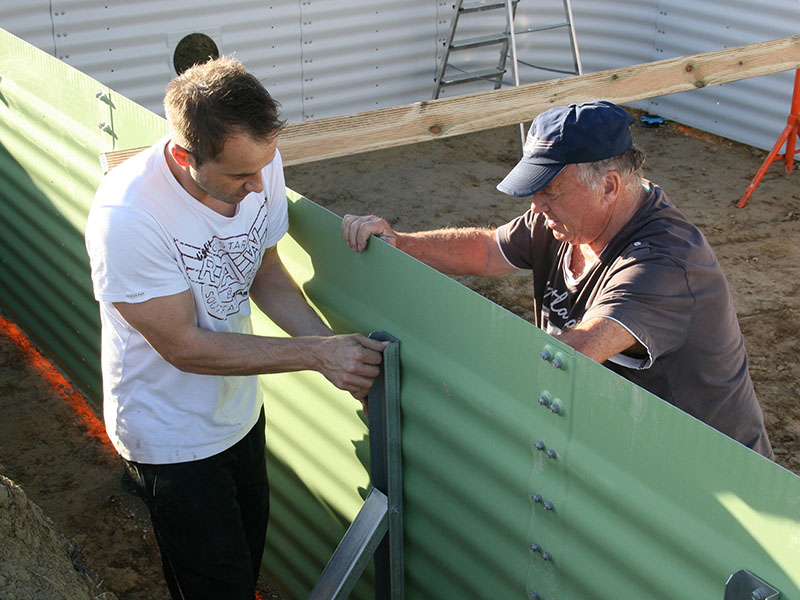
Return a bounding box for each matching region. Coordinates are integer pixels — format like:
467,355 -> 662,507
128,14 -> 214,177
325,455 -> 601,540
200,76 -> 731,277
122,408 -> 269,600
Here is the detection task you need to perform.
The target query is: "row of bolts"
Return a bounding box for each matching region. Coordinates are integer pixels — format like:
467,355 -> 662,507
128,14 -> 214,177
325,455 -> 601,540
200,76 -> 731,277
534,347 -> 771,600
529,347 -> 564,599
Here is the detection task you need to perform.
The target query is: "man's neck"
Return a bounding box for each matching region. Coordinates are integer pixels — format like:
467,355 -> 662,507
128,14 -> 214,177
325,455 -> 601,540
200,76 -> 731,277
164,141 -> 208,203
570,244 -> 599,279
586,183 -> 647,255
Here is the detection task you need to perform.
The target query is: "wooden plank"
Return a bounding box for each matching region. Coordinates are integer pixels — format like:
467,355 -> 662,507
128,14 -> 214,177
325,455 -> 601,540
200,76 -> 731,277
278,35 -> 800,165
102,35 -> 800,171
99,147 -> 149,173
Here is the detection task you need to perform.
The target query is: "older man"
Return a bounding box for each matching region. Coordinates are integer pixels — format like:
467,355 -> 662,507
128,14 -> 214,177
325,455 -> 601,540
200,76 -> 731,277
343,100 -> 772,458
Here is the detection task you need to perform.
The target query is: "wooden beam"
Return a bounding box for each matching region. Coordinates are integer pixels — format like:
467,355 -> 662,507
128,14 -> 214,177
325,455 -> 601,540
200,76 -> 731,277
102,35 -> 800,172
278,35 -> 800,165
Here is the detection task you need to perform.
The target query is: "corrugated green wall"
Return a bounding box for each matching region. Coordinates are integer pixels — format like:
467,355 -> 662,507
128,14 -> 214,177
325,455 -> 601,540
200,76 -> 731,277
0,29 -> 165,398
2,28 -> 799,600
269,196 -> 800,599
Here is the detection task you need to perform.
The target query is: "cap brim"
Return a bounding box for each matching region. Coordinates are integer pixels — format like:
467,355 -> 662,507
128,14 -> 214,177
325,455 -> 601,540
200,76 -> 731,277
496,161 -> 565,198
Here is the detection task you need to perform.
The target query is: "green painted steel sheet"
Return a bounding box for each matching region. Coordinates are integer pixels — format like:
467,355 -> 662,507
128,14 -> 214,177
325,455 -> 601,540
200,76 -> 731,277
2,27 -> 799,600
0,28 -> 166,399
262,193 -> 800,599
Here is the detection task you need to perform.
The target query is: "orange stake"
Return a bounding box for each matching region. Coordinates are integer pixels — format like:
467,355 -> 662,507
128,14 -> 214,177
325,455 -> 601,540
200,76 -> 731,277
738,69 -> 800,207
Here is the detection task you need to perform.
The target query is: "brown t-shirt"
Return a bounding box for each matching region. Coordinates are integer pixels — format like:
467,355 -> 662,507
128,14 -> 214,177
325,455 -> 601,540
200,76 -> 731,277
496,184 -> 773,458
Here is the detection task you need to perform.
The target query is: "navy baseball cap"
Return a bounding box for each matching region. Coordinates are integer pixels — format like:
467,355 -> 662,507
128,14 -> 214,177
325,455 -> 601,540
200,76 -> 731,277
496,100 -> 635,197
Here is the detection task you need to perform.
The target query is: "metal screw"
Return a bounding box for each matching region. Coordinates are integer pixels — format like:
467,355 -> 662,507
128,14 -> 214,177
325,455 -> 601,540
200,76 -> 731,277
540,349 -> 552,362
546,448 -> 557,460
535,441 -> 546,451
543,501 -> 555,511
551,356 -> 563,369
541,551 -> 552,561
538,394 -> 550,406
529,592 -> 541,600
531,493 -> 543,503
752,589 -> 768,600
530,542 -> 541,553
550,402 -> 561,414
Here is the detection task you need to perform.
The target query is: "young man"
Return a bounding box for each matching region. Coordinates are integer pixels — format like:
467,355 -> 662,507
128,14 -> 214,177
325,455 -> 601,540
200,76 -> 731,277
86,57 -> 387,599
342,100 -> 772,459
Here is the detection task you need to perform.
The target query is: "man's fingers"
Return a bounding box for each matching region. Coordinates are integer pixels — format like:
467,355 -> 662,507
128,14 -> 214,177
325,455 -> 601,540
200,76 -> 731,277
318,334 -> 389,398
347,362 -> 381,379
352,217 -> 377,252
342,214 -> 391,252
342,214 -> 368,251
337,372 -> 378,397
353,335 -> 391,360
341,214 -> 359,250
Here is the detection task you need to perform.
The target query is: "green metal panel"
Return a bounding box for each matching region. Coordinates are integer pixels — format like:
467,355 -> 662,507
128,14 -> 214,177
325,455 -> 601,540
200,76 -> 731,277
261,193 -> 800,599
2,27 -> 799,600
0,28 -> 166,400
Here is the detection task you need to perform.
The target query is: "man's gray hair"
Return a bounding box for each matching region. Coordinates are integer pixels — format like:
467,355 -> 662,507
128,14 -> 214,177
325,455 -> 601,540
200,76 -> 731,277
575,146 -> 646,194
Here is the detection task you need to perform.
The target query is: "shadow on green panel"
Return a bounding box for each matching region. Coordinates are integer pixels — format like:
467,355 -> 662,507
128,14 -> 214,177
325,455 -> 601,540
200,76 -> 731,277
0,140 -> 101,404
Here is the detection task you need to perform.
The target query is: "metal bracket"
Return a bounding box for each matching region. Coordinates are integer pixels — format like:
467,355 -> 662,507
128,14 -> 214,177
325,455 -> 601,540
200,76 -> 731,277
307,488 -> 389,599
724,570 -> 780,600
309,331 -> 403,600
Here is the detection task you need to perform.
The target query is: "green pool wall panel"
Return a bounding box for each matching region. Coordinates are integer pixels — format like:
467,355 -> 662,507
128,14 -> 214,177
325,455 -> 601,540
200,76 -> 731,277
1,28 -> 166,398
274,193 -> 800,600
2,27 -> 799,600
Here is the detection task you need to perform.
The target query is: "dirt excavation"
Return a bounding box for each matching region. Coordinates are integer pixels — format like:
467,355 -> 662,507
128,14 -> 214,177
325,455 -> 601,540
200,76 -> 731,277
1,109 -> 798,598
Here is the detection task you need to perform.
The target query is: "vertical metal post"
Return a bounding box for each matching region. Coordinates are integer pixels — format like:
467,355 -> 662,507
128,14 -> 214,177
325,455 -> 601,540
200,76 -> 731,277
504,0 -> 526,148
308,331 -> 403,600
562,0 -> 583,76
368,331 -> 403,600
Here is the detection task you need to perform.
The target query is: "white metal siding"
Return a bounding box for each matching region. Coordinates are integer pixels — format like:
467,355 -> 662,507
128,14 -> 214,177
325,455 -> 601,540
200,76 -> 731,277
2,0 -> 798,150
638,0 -> 800,151
297,0 -> 438,119
8,0 -> 305,121
0,0 -> 55,54
570,0 -> 661,70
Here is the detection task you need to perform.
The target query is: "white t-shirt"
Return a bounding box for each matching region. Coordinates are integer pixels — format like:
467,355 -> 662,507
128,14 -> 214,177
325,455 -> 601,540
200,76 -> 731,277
85,136 -> 289,464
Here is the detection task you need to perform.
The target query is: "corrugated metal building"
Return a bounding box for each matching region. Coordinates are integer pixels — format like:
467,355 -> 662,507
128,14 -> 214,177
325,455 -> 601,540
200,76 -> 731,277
2,17 -> 800,600
2,0 -> 799,151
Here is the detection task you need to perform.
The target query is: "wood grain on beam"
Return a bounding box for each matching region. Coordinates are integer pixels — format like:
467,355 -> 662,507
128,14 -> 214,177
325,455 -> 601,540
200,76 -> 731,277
102,36 -> 800,171
278,35 -> 800,165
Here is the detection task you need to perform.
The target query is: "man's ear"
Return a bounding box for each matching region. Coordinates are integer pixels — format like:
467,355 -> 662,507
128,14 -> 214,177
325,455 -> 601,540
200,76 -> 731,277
171,144 -> 193,168
603,170 -> 622,200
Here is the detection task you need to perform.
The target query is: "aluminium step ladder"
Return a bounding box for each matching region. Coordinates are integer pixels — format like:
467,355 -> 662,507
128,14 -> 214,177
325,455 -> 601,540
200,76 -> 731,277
432,0 -> 582,100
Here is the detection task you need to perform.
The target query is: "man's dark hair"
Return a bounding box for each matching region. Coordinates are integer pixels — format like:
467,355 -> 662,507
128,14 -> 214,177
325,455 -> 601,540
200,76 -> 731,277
164,56 -> 284,165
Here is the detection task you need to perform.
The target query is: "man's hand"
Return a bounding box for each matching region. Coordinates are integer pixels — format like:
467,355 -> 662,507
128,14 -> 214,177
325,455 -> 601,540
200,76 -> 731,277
315,334 -> 389,406
342,214 -> 397,252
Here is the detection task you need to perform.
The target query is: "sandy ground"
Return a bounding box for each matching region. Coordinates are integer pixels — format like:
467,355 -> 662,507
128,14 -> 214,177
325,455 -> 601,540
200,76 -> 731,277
0,110 -> 798,598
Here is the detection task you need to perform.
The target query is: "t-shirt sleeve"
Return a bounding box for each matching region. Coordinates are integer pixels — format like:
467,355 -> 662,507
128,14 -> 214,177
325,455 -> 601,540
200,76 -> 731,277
582,247 -> 693,367
263,149 -> 290,249
495,209 -> 537,269
86,205 -> 189,304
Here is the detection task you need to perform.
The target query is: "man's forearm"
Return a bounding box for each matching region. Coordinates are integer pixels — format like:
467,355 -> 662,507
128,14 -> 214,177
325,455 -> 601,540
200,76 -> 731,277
113,288 -> 329,377
113,274 -> 385,398
250,249 -> 334,338
396,227 -> 510,276
556,317 -> 642,364
161,328 -> 328,376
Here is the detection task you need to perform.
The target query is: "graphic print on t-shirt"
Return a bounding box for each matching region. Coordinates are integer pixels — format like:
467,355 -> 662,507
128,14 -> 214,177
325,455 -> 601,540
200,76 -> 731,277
174,202 -> 270,320
542,279 -> 578,335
